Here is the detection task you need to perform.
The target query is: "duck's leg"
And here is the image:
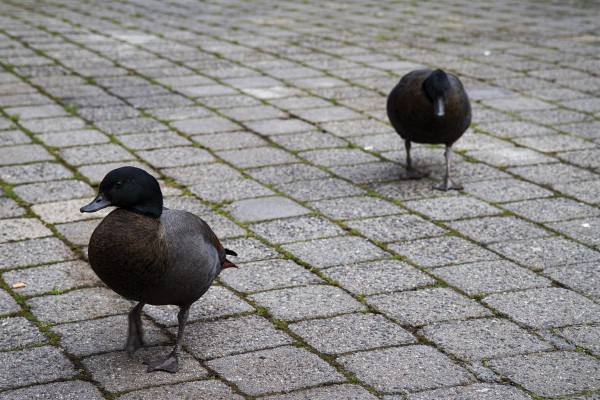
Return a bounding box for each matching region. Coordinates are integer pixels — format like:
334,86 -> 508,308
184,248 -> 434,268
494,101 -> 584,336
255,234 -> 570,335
403,140 -> 428,179
144,304 -> 190,373
434,145 -> 463,191
126,302 -> 145,356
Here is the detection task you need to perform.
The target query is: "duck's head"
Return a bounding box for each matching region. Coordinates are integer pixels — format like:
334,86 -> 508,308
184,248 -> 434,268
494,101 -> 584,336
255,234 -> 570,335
422,69 -> 450,117
80,166 -> 163,218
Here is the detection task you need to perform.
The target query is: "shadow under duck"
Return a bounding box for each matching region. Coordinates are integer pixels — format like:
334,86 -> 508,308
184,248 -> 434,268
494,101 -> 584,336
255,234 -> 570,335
81,166 -> 237,373
387,69 -> 471,190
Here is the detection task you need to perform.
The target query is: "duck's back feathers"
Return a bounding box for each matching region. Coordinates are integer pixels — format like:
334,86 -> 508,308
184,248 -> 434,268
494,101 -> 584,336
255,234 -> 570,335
387,69 -> 471,145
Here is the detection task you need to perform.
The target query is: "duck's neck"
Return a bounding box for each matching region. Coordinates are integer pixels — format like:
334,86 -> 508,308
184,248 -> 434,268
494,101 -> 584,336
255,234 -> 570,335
126,197 -> 163,218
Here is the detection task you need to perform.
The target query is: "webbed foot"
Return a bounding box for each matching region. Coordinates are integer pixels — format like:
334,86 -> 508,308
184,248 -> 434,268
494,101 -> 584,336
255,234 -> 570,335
143,353 -> 180,373
433,177 -> 463,191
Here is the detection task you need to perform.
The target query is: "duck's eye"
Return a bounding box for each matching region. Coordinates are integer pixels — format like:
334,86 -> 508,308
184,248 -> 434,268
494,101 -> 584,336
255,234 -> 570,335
115,181 -> 123,188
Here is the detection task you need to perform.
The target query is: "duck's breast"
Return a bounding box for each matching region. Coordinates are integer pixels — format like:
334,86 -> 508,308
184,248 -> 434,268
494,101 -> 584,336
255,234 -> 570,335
88,208 -> 170,302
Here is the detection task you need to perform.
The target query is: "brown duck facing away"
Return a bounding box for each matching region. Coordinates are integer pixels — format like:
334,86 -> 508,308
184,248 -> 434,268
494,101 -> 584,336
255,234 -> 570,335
81,166 -> 237,373
387,69 -> 471,191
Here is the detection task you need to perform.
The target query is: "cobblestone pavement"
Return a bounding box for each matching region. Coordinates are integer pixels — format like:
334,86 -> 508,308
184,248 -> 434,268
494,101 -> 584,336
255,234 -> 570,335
0,0 -> 598,399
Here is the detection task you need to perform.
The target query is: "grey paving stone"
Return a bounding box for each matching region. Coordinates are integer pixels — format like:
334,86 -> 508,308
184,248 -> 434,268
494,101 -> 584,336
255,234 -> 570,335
27,287 -> 132,324
201,213 -> 247,238
0,218 -> 52,243
300,148 -> 379,167
290,313 -> 415,354
407,383 -> 534,400
78,161 -> 157,184
463,178 -> 553,203
338,345 -> 474,393
270,131 -> 347,151
486,351 -> 600,398
484,288 -> 600,328
310,195 -> 405,220
331,161 -> 411,184
190,179 -> 274,203
319,118 -> 390,137
0,346 -> 76,391
77,106 -> 141,122
0,198 -> 26,218
559,149 -> 600,171
251,215 -> 344,244
172,117 -> 242,135
95,118 -> 168,135
514,133 -> 596,153
326,260 -> 435,295
217,146 -> 298,168
55,219 -> 101,246
0,130 -> 30,146
2,260 -> 99,296
348,214 -> 446,243
192,131 -> 268,150
82,346 -> 208,393
502,197 -> 600,223
221,237 -> 280,263
250,285 -> 365,321
432,260 -> 551,295
59,143 -> 133,166
477,120 -> 555,138
488,236 -> 600,269
164,163 -> 243,185
21,117 -> 87,134
282,235 -> 391,269
182,315 -> 292,359
547,217 -> 600,247
519,108 -> 592,125
367,288 -> 492,327
4,104 -> 67,119
12,179 -> 94,204
138,146 -> 215,168
508,163 -> 596,188
115,380 -> 244,400
220,259 -> 322,293
220,105 -> 287,121
558,325 -> 600,356
0,237 -> 75,269
0,381 -> 105,400
422,318 -> 552,361
544,262 -> 599,300
403,196 -> 503,221
206,346 -> 344,396
247,163 -> 330,184
0,288 -> 20,315
276,177 -> 366,201
144,286 -> 254,326
226,196 -> 311,222
262,384 -> 378,400
117,131 -> 191,150
448,216 -> 551,244
0,316 -> 46,350
390,236 -> 500,267
32,198 -> 110,224
163,195 -> 212,216
0,162 -> 72,184
245,118 -> 315,135
0,144 -> 53,165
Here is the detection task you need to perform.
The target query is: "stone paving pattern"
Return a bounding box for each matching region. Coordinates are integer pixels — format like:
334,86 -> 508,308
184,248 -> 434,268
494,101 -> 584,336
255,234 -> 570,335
0,0 -> 598,398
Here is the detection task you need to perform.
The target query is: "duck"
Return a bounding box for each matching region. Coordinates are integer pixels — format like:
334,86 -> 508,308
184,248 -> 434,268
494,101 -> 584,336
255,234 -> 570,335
80,166 -> 237,373
387,69 -> 471,190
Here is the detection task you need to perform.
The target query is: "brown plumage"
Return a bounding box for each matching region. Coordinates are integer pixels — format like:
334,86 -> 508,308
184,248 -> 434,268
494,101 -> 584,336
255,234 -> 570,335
387,69 -> 471,190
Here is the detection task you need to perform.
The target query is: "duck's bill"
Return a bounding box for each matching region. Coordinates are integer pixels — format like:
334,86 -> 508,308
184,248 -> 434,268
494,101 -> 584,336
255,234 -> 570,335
434,98 -> 445,117
80,193 -> 112,213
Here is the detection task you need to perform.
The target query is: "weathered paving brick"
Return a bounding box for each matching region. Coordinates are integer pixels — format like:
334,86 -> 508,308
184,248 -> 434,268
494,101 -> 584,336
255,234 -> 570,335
182,315 -> 293,359
0,381 -> 105,400
347,214 -> 446,243
310,195 -> 405,220
250,285 -> 366,321
483,288 -> 600,328
0,237 -> 76,269
290,313 -> 416,354
262,384 -> 378,400
367,288 -> 492,327
0,218 -> 52,243
486,351 -> 600,398
115,380 -> 244,400
207,346 -> 344,396
0,144 -> 53,165
338,345 -> 474,393
502,197 -> 600,223
421,318 -> 552,360
0,316 -> 46,350
447,216 -> 550,244
463,178 -> 553,203
557,325 -> 600,356
251,215 -> 345,244
226,196 -> 311,222
544,262 -> 599,300
0,162 -> 72,184
406,383 -> 533,400
403,196 -> 503,220
12,179 -> 95,204
0,346 -> 76,391
220,259 -> 322,293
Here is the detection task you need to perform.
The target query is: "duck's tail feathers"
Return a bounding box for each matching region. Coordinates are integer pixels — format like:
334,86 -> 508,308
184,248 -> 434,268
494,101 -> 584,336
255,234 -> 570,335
225,248 -> 238,257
